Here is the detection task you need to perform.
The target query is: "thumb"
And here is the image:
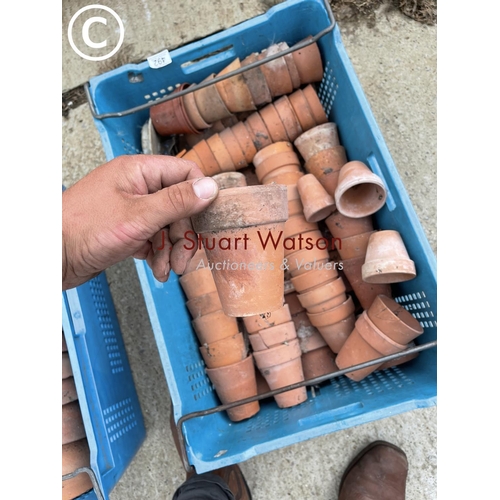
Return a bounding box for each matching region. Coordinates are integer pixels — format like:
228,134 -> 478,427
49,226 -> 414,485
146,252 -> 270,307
134,176 -> 219,232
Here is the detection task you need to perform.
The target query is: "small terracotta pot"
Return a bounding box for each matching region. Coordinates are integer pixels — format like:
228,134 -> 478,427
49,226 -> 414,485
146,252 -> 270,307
231,121 -> 258,164
287,245 -> 330,274
192,309 -> 239,344
317,314 -> 356,353
207,134 -> 236,172
62,439 -> 92,500
258,103 -> 290,144
186,291 -> 223,319
62,377 -> 78,405
336,311 -> 406,381
62,401 -> 86,445
307,295 -> 355,328
378,341 -> 419,370
325,211 -> 374,239
245,111 -> 273,150
284,215 -> 318,239
241,52 -> 273,107
362,230 -> 417,284
262,164 -> 302,185
290,265 -> 339,294
243,303 -> 291,333
263,170 -> 304,186
273,95 -> 304,142
297,276 -> 346,311
291,38 -> 324,84
302,84 -> 329,124
297,173 -> 336,222
253,142 -> 299,182
303,291 -> 347,315
249,321 -> 297,351
193,74 -> 234,123
206,354 -> 260,421
184,247 -> 209,274
219,128 -> 248,170
302,345 -> 338,380
179,266 -> 217,299
62,352 -> 73,379
259,44 -> 294,97
199,332 -> 247,368
192,139 -> 222,176
284,229 -> 324,258
336,230 -> 375,260
192,184 -> 288,316
288,90 -> 317,132
341,256 -> 392,310
294,123 -> 340,161
285,291 -> 305,315
212,172 -> 247,190
335,161 -> 387,218
367,295 -> 423,344
183,86 -> 212,131
280,42 -> 301,89
215,58 -> 256,113
305,146 -> 347,197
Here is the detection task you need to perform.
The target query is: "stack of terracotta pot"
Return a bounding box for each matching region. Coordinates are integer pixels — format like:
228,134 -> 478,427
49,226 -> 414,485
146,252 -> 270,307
243,303 -> 307,408
62,333 -> 92,499
180,247 -> 260,422
150,38 -> 324,137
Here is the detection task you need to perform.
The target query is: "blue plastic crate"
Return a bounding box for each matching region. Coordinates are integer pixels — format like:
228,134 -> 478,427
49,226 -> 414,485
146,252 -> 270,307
86,0 -> 436,474
62,272 -> 146,499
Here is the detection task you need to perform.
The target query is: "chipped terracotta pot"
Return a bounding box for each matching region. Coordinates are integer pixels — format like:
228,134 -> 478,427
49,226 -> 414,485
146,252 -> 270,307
294,123 -> 340,162
302,345 -> 338,380
297,173 -> 336,222
335,161 -> 387,218
62,377 -> 78,406
288,89 -> 317,132
62,401 -> 86,445
273,95 -> 304,142
215,58 -> 256,113
62,439 -> 92,500
291,37 -> 324,84
253,338 -> 307,408
336,311 -> 406,381
302,84 -> 329,124
183,85 -> 212,132
207,134 -> 236,172
362,230 -> 417,284
179,266 -> 218,300
199,332 -> 247,368
307,295 -> 355,328
231,121 -> 258,164
249,320 -> 297,351
290,265 -> 339,294
219,128 -> 249,170
191,184 -> 288,316
192,309 -> 239,344
378,341 -> 419,370
191,139 -> 222,176
367,295 -> 423,344
212,172 -> 247,190
186,291 -> 223,319
62,352 -> 73,379
264,170 -> 305,186
325,210 -> 374,240
304,146 -> 347,197
284,214 -> 318,239
245,111 -> 273,150
184,247 -> 209,274
241,52 -> 273,107
317,313 -> 356,353
259,44 -> 294,97
243,303 -> 291,334
287,245 -> 330,275
335,230 -> 375,260
205,354 -> 260,421
297,276 -> 346,311
259,103 -> 290,143
194,74 -> 234,123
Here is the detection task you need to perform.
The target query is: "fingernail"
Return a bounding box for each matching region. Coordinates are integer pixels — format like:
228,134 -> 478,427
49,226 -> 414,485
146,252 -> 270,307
193,177 -> 218,200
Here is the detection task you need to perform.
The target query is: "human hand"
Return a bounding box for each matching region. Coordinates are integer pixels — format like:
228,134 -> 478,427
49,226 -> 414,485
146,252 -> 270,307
62,154 -> 218,290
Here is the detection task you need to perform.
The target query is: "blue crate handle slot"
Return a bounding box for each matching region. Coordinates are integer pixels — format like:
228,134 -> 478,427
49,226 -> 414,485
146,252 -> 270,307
83,0 -> 336,120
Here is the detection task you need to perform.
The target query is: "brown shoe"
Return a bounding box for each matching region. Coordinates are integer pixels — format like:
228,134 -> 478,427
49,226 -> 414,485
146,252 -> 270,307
339,441 -> 408,500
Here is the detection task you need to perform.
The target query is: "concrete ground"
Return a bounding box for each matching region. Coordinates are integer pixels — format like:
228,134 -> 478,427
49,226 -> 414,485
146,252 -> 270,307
62,1 -> 436,498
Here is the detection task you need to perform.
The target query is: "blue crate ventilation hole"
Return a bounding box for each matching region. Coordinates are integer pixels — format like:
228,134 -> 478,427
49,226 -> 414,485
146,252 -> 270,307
86,0 -> 436,474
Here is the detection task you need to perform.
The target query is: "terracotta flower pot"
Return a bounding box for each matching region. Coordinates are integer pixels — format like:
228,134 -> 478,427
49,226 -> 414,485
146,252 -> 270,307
297,173 -> 336,222
294,123 -> 340,161
186,291 -> 223,319
231,121 -> 258,164
205,354 -> 260,421
62,401 -> 86,445
280,42 -> 301,89
191,184 -> 288,316
297,275 -> 346,311
219,128 -> 249,170
287,245 -> 330,274
284,214 -> 318,239
194,74 -> 234,123
259,44 -> 294,97
284,229 -> 324,258
335,230 -> 375,260
273,95 -> 304,142
341,256 -> 392,310
243,303 -> 291,333
290,265 -> 339,294
336,311 -> 406,381
253,141 -> 299,182
291,37 -> 324,84
301,345 -> 338,380
367,295 -> 423,344
183,85 -> 212,132
253,338 -> 307,408
362,230 -> 417,284
317,314 -> 355,353
215,58 -> 256,113
302,84 -> 329,124
207,134 -> 236,172
179,266 -> 217,299
62,352 -> 73,379
307,295 -> 355,328
212,172 -> 247,190
258,103 -> 290,143
245,111 -> 273,150
190,139 -> 222,176
325,210 -> 374,239
192,309 -> 239,344
288,89 -> 317,132
249,320 -> 297,351
241,52 -> 273,107
199,332 -> 247,368
335,161 -> 387,218
62,377 -> 78,406
304,146 -> 347,197
263,170 -> 304,186
378,341 -> 419,370
62,439 -> 92,500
